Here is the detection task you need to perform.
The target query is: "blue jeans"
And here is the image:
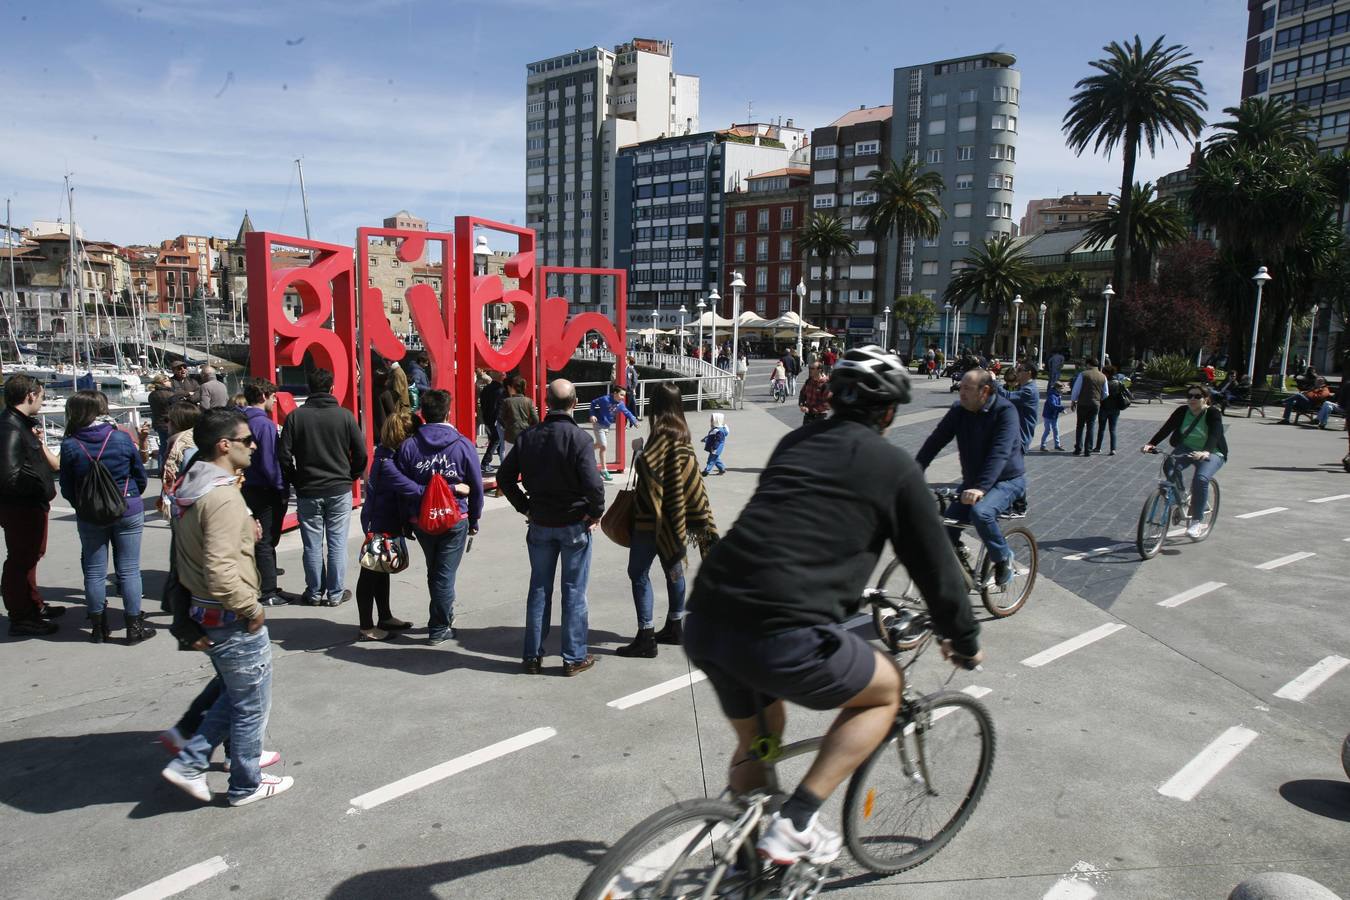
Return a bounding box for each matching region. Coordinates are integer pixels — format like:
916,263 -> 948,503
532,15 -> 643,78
1095,409 -> 1121,452
945,476 -> 1025,564
703,450 -> 725,474
627,529 -> 685,629
1039,416 -> 1061,449
77,510 -> 144,617
295,492 -> 352,602
416,520 -> 469,639
523,522 -> 592,663
1318,401 -> 1343,427
170,624 -> 271,800
1172,452 -> 1226,520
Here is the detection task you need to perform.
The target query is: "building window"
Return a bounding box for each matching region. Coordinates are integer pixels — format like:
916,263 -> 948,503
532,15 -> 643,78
756,237 -> 769,261
954,202 -> 972,218
989,144 -> 1015,160
991,114 -> 1007,130
953,231 -> 970,246
815,145 -> 837,160
960,88 -> 978,102
755,268 -> 768,290
930,92 -> 947,107
780,236 -> 792,259
921,260 -> 939,276
396,278 -> 406,287
734,239 -> 746,262
814,195 -> 836,208
927,120 -> 946,135
757,209 -> 770,231
922,235 -> 939,247
926,148 -> 944,164
779,267 -> 792,290
780,206 -> 794,228
734,210 -> 746,232
955,174 -> 974,190
855,140 -> 880,155
957,145 -> 974,161
958,115 -> 977,132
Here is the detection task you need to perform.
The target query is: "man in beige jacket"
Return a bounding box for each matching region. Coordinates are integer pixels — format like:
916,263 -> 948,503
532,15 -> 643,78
161,408 -> 294,807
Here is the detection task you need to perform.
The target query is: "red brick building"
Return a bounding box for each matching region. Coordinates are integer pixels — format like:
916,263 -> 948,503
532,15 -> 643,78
154,246 -> 202,314
722,167 -> 809,319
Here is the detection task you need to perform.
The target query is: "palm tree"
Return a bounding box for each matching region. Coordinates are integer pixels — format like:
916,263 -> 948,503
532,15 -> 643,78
943,234 -> 1037,357
1206,96 -> 1314,158
798,212 -> 856,314
863,157 -> 944,304
1083,182 -> 1188,283
1062,35 -> 1207,301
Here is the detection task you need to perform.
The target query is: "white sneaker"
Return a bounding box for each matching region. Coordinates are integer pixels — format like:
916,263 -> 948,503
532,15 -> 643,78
161,763 -> 211,803
223,750 -> 281,772
157,727 -> 186,754
228,773 -> 294,807
1186,520 -> 1206,540
756,811 -> 842,865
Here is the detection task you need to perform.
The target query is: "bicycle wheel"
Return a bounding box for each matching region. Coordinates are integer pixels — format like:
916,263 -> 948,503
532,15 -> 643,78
1193,480 -> 1220,542
872,559 -> 928,651
1135,492 -> 1169,559
842,691 -> 996,875
978,526 -> 1037,617
575,798 -> 762,900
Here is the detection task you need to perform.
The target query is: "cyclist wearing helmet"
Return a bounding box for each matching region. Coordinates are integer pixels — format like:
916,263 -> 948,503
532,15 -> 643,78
683,345 -> 982,866
915,367 -> 1026,586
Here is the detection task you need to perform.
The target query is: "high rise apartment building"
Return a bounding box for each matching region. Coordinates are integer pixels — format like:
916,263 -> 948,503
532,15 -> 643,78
723,167 -> 811,321
890,53 -> 1020,333
1244,0 -> 1350,149
525,39 -> 699,316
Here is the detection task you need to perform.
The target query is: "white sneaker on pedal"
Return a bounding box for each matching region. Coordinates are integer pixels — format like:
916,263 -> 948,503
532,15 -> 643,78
1185,520 -> 1206,540
756,811 -> 843,865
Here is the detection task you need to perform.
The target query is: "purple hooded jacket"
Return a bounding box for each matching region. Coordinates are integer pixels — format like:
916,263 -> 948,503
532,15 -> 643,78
394,423 -> 484,529
360,445 -> 424,535
242,406 -> 285,492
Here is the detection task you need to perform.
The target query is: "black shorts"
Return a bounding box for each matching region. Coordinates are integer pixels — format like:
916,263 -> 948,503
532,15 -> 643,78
683,615 -> 877,721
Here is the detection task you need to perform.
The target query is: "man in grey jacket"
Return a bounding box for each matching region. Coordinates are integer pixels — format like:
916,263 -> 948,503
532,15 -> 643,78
198,366 -> 229,410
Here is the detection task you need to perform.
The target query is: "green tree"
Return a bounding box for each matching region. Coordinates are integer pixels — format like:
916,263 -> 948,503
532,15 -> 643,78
864,157 -> 944,304
1205,96 -> 1315,158
1062,35 -> 1207,302
1027,271 -> 1088,359
798,212 -> 856,311
890,292 -> 938,360
1083,182 -> 1188,283
944,234 -> 1037,357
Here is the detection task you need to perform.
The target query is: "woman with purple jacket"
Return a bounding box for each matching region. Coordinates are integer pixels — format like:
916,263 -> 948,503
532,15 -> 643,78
356,413 -> 423,640
59,390 -> 154,644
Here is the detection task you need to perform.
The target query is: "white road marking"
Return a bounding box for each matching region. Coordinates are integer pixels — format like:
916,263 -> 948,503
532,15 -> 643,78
1157,726 -> 1259,801
1255,551 -> 1316,570
1062,546 -> 1113,561
1235,507 -> 1287,519
1043,861 -> 1105,899
348,727 -> 556,811
1308,493 -> 1350,504
116,857 -> 230,900
606,821 -> 730,897
1274,656 -> 1350,702
608,672 -> 708,710
1158,581 -> 1227,608
1021,624 -> 1127,668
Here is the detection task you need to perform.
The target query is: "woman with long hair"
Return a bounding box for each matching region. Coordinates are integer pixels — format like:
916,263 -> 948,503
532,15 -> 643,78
378,365 -> 413,433
59,390 -> 154,643
158,400 -> 201,519
618,382 -> 717,658
355,412 -> 423,640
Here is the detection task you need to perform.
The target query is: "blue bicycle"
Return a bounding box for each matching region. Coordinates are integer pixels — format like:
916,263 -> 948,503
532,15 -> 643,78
1136,448 -> 1221,559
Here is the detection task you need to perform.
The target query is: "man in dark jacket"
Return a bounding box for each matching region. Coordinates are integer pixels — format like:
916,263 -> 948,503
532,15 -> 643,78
916,368 -> 1026,586
394,389 -> 483,645
169,360 -> 201,405
278,368 -> 367,606
498,379 -> 605,676
0,375 -> 62,636
998,361 -> 1041,453
242,379 -> 290,606
1070,357 -> 1108,456
147,374 -> 175,471
405,353 -> 432,396
478,370 -> 506,475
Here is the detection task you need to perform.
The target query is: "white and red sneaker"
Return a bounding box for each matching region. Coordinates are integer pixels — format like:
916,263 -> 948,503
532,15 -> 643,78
756,812 -> 842,866
228,774 -> 294,807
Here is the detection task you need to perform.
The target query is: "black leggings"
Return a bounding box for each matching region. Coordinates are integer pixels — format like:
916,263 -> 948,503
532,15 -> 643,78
356,568 -> 393,629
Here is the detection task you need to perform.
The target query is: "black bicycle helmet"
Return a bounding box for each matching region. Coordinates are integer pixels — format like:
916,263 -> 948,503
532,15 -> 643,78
829,345 -> 912,409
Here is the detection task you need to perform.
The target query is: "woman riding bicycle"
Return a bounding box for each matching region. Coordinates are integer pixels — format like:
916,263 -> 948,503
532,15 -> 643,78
770,359 -> 788,401
1141,383 -> 1228,539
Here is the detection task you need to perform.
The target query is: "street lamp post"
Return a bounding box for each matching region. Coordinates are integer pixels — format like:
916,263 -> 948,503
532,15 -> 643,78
880,304 -> 890,351
1012,294 -> 1023,361
1248,266 -> 1272,384
650,309 -> 659,358
795,277 -> 806,359
1099,283 -> 1114,364
1306,303 -> 1319,368
707,289 -> 720,367
1038,301 -> 1048,364
473,234 -> 492,345
1279,314 -> 1294,388
696,298 -> 706,359
730,271 -> 746,372
678,305 -> 687,350
942,302 -> 951,360
953,304 -> 962,355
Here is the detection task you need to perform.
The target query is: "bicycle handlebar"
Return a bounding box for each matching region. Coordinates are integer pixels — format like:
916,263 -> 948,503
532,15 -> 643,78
861,589 -> 981,670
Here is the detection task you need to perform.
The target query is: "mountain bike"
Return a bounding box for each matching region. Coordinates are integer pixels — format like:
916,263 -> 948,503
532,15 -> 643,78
574,593 -> 995,900
872,487 -> 1038,650
771,379 -> 789,403
1135,448 -> 1221,560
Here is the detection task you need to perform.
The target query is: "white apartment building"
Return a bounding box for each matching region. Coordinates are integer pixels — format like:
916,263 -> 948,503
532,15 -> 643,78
525,38 -> 699,315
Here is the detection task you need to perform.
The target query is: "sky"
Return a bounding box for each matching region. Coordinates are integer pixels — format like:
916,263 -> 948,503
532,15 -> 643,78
0,0 -> 1246,248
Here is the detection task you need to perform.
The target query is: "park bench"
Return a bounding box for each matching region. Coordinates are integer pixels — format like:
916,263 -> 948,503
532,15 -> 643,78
1225,385 -> 1293,418
1127,378 -> 1165,404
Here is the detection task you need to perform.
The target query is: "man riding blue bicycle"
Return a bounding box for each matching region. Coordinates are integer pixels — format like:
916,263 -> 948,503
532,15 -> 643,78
915,368 -> 1026,587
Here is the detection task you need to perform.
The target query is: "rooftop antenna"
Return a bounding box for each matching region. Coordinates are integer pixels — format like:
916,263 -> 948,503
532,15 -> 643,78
747,100 -> 753,123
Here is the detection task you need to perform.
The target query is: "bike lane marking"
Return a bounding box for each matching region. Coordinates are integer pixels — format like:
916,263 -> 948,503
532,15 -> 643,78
1234,506 -> 1287,519
1021,624 -> 1126,668
1157,726 -> 1259,801
1254,551 -> 1316,570
348,727 -> 556,811
1042,860 -> 1104,899
1158,581 -> 1227,608
115,856 -> 230,900
907,685 -> 993,734
608,671 -> 708,710
1308,493 -> 1350,504
1273,656 -> 1350,702
1062,546 -> 1114,561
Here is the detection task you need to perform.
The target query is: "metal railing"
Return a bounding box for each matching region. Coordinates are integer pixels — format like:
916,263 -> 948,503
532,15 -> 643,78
583,348 -> 737,404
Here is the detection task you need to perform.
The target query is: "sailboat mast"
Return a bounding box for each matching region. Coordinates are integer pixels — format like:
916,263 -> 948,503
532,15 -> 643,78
295,158 -> 313,240
66,176 -> 78,376
3,198 -> 23,366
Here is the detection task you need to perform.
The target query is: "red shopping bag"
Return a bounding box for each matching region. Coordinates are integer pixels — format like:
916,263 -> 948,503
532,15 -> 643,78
417,473 -> 463,534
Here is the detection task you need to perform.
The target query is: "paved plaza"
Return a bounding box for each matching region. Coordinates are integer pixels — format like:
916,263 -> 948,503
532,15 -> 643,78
1,365 -> 1348,899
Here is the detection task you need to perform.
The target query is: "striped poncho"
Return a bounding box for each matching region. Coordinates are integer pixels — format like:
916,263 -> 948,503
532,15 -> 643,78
633,431 -> 718,568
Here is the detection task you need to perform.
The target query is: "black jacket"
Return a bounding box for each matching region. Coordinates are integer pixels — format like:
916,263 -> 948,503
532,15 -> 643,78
147,386 -> 175,429
479,381 -> 506,428
0,406 -> 56,508
278,393 -> 369,498
1148,404 -> 1229,458
688,417 -> 979,656
497,412 -> 605,526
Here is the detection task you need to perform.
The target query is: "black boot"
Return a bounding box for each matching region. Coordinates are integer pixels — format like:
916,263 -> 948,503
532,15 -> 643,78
615,628 -> 658,658
653,618 -> 684,646
126,613 -> 158,644
88,612 -> 105,644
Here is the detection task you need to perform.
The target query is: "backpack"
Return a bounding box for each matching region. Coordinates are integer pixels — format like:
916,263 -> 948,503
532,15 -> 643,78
75,432 -> 128,526
1116,383 -> 1133,409
417,472 -> 463,534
